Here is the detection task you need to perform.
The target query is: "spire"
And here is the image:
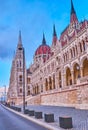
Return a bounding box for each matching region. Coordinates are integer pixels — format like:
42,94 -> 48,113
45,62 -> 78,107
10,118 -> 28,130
18,30 -> 22,45
52,24 -> 57,46
53,24 -> 57,37
71,0 -> 75,14
70,0 -> 78,23
17,30 -> 23,50
42,33 -> 46,45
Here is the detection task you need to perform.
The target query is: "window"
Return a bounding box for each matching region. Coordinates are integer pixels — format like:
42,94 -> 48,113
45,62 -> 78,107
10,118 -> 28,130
79,43 -> 82,52
20,88 -> 22,93
19,75 -> 22,82
17,61 -> 19,67
83,41 -> 86,51
20,61 -> 21,67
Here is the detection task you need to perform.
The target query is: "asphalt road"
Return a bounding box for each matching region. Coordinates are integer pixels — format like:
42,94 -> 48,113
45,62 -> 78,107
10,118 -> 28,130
0,104 -> 48,130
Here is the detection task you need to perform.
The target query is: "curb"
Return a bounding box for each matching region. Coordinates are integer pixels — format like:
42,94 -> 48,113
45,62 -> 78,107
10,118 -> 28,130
2,105 -> 60,130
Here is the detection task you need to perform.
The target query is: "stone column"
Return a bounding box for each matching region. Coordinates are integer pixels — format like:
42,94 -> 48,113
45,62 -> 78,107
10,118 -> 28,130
52,78 -> 54,89
63,73 -> 66,88
61,72 -> 64,88
77,44 -> 81,56
69,50 -> 71,59
44,81 -> 46,92
48,79 -> 50,90
81,41 -> 84,52
55,74 -> 59,89
72,48 -> 74,58
71,71 -> 74,85
80,67 -> 83,77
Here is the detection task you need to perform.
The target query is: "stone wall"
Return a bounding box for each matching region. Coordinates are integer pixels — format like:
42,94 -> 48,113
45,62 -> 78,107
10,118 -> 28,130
27,95 -> 41,105
40,83 -> 88,109
41,88 -> 77,107
25,83 -> 88,109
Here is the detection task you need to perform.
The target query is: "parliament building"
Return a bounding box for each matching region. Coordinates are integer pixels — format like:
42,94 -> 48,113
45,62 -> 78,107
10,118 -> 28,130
7,0 -> 88,109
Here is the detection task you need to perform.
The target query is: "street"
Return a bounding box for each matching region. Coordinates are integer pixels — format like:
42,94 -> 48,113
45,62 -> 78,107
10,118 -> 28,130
0,104 -> 48,130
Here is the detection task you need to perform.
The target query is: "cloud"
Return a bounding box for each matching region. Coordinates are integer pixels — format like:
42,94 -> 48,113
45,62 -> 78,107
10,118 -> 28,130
0,25 -> 9,31
0,45 -> 13,60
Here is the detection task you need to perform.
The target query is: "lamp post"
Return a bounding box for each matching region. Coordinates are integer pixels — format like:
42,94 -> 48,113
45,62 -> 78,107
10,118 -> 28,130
4,85 -> 6,103
23,47 -> 25,113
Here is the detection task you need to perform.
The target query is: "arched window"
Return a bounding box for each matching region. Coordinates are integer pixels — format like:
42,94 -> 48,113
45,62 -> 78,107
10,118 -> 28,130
83,58 -> 88,76
17,61 -> 19,67
59,71 -> 62,88
67,51 -> 69,60
27,90 -> 30,95
19,75 -> 22,82
20,61 -> 21,67
65,53 -> 67,61
75,45 -> 78,55
20,88 -> 22,93
49,76 -> 52,90
53,74 -> 55,89
27,78 -> 30,84
45,78 -> 48,91
63,54 -> 65,62
79,42 -> 82,53
66,67 -> 72,86
73,47 -> 75,57
82,41 -> 86,51
70,49 -> 73,58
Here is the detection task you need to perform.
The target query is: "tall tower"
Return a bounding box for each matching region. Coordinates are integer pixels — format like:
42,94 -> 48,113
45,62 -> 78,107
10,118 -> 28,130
8,31 -> 26,104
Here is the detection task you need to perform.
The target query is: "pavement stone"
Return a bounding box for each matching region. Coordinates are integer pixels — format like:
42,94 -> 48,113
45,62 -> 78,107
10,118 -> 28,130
24,105 -> 88,129
5,104 -> 88,130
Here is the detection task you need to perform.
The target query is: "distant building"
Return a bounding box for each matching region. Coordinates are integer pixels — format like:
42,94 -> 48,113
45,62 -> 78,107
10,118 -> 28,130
8,0 -> 88,109
0,86 -> 8,102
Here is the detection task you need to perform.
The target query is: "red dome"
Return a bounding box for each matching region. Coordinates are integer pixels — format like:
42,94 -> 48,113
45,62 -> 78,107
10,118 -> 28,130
35,33 -> 51,56
35,44 -> 51,55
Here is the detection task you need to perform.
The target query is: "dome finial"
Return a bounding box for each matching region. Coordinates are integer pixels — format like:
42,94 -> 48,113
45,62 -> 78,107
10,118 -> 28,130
42,33 -> 46,45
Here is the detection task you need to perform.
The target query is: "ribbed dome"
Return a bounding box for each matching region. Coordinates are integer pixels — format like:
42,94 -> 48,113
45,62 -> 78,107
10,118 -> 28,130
35,44 -> 51,55
35,33 -> 51,56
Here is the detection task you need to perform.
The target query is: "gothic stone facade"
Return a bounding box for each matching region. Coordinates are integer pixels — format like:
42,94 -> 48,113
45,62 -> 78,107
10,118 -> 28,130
26,1 -> 88,109
8,1 -> 88,108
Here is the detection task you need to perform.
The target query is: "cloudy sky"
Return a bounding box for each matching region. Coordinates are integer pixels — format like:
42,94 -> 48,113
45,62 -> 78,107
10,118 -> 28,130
0,0 -> 88,87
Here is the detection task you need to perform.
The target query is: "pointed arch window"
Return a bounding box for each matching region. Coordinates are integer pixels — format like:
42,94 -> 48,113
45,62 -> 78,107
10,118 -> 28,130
83,41 -> 86,51
20,88 -> 22,93
79,42 -> 82,53
19,61 -> 22,67
19,75 -> 22,82
17,61 -> 19,67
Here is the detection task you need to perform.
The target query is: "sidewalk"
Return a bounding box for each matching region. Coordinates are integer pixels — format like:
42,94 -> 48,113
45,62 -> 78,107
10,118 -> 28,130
3,104 -> 88,130
3,105 -> 61,130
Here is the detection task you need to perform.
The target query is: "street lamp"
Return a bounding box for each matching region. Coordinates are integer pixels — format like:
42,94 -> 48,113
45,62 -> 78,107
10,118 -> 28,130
23,47 -> 25,113
4,85 -> 6,102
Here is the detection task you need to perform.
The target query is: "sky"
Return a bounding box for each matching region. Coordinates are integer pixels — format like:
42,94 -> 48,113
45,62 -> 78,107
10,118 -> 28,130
0,0 -> 88,87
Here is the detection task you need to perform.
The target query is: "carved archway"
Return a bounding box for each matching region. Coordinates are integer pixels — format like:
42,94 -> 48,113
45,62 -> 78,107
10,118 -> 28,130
49,76 -> 52,90
66,67 -> 72,86
83,58 -> 88,77
58,71 -> 62,88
